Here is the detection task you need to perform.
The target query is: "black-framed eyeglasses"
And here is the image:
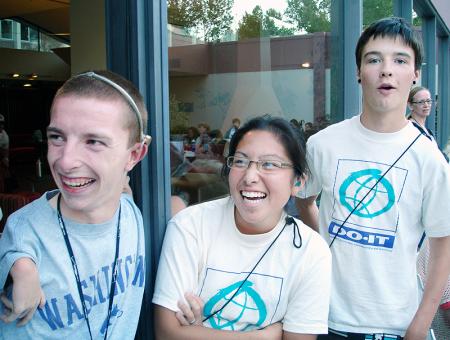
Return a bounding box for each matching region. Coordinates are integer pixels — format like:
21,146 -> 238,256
411,99 -> 433,106
226,156 -> 293,173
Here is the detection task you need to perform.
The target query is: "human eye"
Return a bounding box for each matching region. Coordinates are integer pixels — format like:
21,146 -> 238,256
261,160 -> 282,171
86,139 -> 107,149
47,132 -> 65,146
367,57 -> 381,64
232,157 -> 248,168
395,58 -> 407,64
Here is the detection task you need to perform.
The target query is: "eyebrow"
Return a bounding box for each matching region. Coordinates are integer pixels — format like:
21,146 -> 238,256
363,51 -> 412,59
235,151 -> 285,159
47,126 -> 113,143
47,126 -> 62,134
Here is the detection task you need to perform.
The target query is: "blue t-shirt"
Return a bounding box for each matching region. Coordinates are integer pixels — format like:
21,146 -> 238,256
0,191 -> 145,339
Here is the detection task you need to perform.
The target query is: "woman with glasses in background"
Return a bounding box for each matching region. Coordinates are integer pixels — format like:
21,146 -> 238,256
407,86 -> 436,143
153,116 -> 331,340
407,86 -> 449,162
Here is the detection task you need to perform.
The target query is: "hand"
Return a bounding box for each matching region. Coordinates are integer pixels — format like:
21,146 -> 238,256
404,322 -> 429,340
175,292 -> 204,327
0,258 -> 46,326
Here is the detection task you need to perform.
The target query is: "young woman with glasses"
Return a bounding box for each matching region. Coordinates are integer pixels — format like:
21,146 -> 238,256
407,86 -> 435,142
153,116 -> 331,340
408,86 -> 449,161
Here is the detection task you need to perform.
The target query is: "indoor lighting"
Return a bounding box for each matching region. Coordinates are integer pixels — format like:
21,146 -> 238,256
23,83 -> 32,87
301,62 -> 311,68
11,73 -> 20,78
30,73 -> 38,79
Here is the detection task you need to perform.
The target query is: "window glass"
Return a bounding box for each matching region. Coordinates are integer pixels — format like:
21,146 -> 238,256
21,23 -> 30,41
167,0 -> 332,210
0,20 -> 13,40
362,0 -> 393,28
0,19 -> 69,52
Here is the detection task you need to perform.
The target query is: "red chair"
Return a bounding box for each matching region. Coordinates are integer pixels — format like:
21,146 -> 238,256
0,192 -> 41,234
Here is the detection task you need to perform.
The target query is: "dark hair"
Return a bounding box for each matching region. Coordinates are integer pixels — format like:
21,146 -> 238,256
222,115 -> 308,178
52,70 -> 147,145
408,86 -> 430,103
355,17 -> 423,72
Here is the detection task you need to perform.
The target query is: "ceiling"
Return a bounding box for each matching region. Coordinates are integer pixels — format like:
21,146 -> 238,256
0,0 -> 70,38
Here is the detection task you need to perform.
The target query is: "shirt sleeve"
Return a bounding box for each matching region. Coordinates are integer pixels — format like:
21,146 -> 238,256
298,137 -> 323,199
282,235 -> 332,334
421,153 -> 450,237
152,209 -> 203,312
0,213 -> 38,291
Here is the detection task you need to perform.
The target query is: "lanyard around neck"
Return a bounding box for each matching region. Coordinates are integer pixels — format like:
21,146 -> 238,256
56,194 -> 121,340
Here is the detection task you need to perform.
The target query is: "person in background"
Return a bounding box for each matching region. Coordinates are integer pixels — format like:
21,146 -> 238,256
0,114 -> 9,174
184,126 -> 199,151
224,118 -> 241,141
153,116 -> 331,340
407,86 -> 449,161
297,17 -> 450,339
0,70 -> 149,339
195,122 -> 211,154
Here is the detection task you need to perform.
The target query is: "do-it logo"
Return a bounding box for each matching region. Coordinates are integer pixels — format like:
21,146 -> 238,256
329,222 -> 394,248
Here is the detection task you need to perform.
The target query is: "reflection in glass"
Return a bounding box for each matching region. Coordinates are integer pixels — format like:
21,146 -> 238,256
168,0 -> 333,206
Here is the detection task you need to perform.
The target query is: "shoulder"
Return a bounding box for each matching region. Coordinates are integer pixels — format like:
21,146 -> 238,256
297,218 -> 331,255
172,196 -> 231,220
6,192 -> 54,228
307,117 -> 354,148
120,193 -> 144,228
169,197 -> 231,232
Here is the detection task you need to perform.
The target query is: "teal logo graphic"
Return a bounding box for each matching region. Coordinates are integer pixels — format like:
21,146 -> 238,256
339,169 -> 395,218
203,280 -> 267,331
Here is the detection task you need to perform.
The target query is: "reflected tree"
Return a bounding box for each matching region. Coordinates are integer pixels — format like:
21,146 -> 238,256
285,0 -> 331,33
167,0 -> 234,42
237,6 -> 294,40
285,0 -> 418,34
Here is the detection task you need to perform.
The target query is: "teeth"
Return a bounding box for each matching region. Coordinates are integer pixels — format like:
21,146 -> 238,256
63,178 -> 95,188
241,191 -> 266,199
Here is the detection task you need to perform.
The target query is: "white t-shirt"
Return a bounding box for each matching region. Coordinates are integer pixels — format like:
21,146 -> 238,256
152,197 -> 331,334
300,115 -> 450,336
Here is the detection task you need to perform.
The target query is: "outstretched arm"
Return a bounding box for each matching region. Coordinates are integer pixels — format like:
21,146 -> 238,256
0,257 -> 45,326
406,235 -> 450,340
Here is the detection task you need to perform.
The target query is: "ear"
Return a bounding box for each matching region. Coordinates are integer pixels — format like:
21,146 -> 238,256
291,175 -> 306,197
413,69 -> 420,83
125,142 -> 148,172
407,101 -> 413,111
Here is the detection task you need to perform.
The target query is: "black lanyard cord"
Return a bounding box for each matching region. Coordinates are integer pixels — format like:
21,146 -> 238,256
202,215 -> 301,323
57,194 -> 121,340
329,133 -> 422,248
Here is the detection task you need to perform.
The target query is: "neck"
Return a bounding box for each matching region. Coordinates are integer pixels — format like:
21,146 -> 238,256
52,194 -> 120,224
360,109 -> 408,133
410,113 -> 426,127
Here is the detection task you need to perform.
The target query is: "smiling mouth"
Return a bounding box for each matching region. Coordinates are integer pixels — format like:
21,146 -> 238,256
241,191 -> 267,201
62,177 -> 95,188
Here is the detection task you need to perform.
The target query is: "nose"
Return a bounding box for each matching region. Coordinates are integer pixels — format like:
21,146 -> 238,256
243,161 -> 260,184
54,141 -> 82,172
380,61 -> 393,78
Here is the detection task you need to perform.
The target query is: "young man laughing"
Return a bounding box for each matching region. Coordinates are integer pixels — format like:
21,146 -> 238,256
0,71 -> 149,340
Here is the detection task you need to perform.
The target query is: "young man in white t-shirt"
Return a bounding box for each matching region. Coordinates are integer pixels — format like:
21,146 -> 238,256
297,17 -> 450,340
